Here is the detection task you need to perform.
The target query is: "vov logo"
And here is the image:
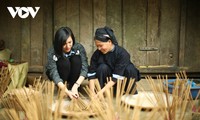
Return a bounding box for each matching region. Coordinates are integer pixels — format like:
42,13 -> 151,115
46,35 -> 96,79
7,7 -> 40,18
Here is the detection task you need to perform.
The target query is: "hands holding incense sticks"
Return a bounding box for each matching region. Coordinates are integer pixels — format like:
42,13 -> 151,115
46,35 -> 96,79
58,82 -> 78,99
66,89 -> 78,99
57,76 -> 85,99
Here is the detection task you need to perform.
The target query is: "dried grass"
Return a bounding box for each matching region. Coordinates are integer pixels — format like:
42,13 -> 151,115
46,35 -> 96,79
0,67 -> 11,98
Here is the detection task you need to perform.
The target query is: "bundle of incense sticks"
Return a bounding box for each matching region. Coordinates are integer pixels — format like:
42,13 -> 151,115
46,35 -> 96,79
0,78 -> 56,120
52,85 -> 92,120
136,71 -> 195,120
82,78 -> 138,120
81,71 -> 195,120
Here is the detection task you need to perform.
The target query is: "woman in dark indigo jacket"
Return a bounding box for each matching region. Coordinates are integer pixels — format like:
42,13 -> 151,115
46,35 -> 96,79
88,26 -> 140,95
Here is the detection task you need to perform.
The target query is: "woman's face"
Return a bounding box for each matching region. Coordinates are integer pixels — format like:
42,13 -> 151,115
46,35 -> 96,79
63,36 -> 73,53
95,40 -> 113,54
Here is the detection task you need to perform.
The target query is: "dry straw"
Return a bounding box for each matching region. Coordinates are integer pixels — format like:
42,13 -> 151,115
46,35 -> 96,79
0,66 -> 11,98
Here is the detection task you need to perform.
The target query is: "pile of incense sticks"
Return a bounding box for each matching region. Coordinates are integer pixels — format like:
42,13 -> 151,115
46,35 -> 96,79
0,71 -> 199,120
0,77 -> 55,120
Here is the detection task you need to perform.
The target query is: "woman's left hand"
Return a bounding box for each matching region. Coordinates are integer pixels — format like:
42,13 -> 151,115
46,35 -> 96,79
71,84 -> 79,98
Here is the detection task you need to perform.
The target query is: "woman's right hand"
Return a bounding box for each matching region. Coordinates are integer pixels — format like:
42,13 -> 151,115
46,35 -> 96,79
65,89 -> 78,99
57,82 -> 77,99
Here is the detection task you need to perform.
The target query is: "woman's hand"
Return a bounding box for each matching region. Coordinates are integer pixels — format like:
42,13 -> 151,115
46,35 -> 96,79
71,76 -> 85,98
65,89 -> 78,99
57,82 -> 77,99
71,83 -> 79,98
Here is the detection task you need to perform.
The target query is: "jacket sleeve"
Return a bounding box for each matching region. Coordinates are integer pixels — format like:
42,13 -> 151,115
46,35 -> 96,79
45,48 -> 63,84
87,50 -> 99,80
112,49 -> 131,81
77,44 -> 89,78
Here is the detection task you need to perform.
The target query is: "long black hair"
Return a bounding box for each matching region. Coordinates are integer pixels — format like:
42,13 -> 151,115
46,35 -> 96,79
53,27 -> 75,56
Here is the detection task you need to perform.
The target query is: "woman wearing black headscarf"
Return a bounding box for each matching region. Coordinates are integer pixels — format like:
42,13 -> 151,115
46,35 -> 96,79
88,26 -> 140,95
46,27 -> 88,99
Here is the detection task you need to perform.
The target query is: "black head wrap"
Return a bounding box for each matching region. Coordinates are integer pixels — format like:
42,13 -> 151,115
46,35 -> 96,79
94,26 -> 118,45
